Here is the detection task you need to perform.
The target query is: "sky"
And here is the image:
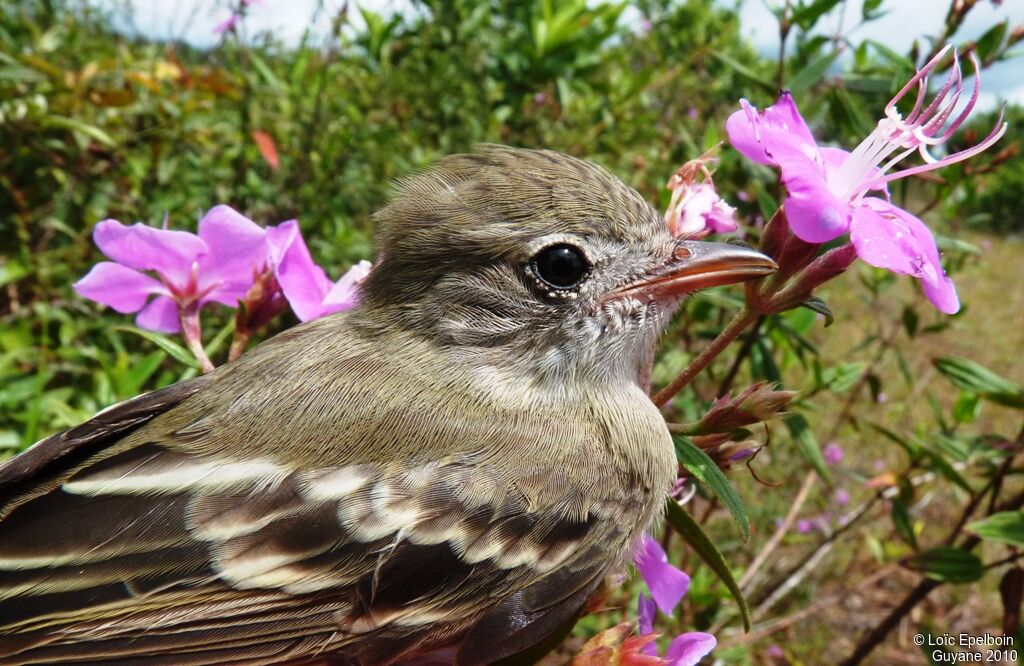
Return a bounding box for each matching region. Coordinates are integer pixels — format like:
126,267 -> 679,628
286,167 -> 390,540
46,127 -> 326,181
94,0 -> 1024,109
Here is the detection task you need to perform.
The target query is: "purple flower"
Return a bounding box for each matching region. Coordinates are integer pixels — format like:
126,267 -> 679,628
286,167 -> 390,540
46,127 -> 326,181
266,220 -> 372,322
823,442 -> 844,466
214,13 -> 241,34
637,595 -> 716,665
634,534 -> 690,615
765,644 -> 785,658
664,151 -> 738,236
726,46 -> 1006,314
834,488 -> 851,506
796,519 -> 813,534
75,206 -> 269,333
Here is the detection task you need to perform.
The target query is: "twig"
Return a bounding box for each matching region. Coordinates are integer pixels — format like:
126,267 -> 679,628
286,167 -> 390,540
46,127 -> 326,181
739,470 -> 817,592
652,308 -> 760,407
716,315 -> 765,398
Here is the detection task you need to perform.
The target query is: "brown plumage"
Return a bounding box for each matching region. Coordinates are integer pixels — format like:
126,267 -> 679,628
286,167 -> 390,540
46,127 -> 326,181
0,146 -> 774,665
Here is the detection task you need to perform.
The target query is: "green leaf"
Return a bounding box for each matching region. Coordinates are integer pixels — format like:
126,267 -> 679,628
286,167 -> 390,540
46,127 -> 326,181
664,499 -> 751,631
121,350 -> 166,395
785,413 -> 831,482
934,357 -> 1024,408
975,21 -> 1008,63
800,297 -> 834,327
673,436 -> 749,542
952,391 -> 981,424
891,499 -> 917,548
822,361 -> 867,392
904,547 -> 983,583
791,0 -> 842,30
710,50 -> 774,91
968,512 -> 1024,547
867,39 -> 914,71
115,327 -> 199,369
861,0 -> 885,20
787,50 -> 840,94
42,115 -> 117,147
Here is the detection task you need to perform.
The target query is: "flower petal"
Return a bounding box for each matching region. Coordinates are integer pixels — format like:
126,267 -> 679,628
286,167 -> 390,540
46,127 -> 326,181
726,93 -> 821,168
320,260 -> 372,315
634,534 -> 691,616
135,296 -> 181,333
93,219 -> 206,290
665,632 -> 717,666
783,165 -> 853,243
270,223 -> 333,321
637,594 -> 658,656
74,262 -> 168,313
850,199 -> 959,314
197,205 -> 268,307
726,99 -> 775,166
266,219 -> 300,266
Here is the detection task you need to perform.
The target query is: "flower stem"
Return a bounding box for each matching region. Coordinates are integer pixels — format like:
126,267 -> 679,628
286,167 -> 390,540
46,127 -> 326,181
179,303 -> 215,373
651,308 -> 760,408
228,332 -> 251,363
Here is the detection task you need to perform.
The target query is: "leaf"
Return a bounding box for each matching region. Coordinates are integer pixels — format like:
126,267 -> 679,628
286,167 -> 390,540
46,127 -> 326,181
674,436 -> 749,541
787,50 -> 840,94
867,39 -> 914,71
861,0 -> 885,20
800,297 -> 834,327
952,391 -> 981,424
822,361 -> 867,392
968,512 -> 1024,547
791,0 -> 842,30
710,50 -> 774,91
115,327 -> 199,369
42,115 -> 117,147
664,499 -> 751,631
785,413 -> 831,482
891,499 -> 917,549
121,350 -> 166,395
975,21 -> 1008,63
904,547 -> 983,583
933,357 -> 1024,408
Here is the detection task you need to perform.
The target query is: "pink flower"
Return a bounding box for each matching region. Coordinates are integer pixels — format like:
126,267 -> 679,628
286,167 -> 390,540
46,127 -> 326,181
266,221 -> 372,322
637,595 -> 717,665
834,488 -> 851,506
213,13 -> 241,34
634,534 -> 690,615
823,442 -> 844,466
74,206 -> 269,333
664,151 -> 738,236
726,45 -> 1006,314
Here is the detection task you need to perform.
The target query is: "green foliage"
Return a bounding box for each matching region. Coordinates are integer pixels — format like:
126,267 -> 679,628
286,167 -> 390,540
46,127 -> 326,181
665,498 -> 751,631
905,548 -> 984,584
674,435 -> 749,541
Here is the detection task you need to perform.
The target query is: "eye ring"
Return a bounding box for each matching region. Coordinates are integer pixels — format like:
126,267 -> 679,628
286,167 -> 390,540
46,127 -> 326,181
530,243 -> 591,290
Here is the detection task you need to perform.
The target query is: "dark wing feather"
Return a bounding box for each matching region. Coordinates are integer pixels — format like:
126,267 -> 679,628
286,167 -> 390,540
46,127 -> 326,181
0,377 -> 208,495
0,315 -> 666,665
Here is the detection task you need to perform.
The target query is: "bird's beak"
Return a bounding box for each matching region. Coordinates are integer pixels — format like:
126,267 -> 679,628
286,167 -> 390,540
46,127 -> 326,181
610,241 -> 777,302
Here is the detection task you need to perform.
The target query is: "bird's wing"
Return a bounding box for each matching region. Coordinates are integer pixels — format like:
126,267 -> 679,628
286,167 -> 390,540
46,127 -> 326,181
0,316 -> 644,665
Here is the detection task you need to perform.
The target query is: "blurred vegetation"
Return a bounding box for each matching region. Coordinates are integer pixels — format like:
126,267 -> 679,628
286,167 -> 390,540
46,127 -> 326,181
1,0 -> 1023,663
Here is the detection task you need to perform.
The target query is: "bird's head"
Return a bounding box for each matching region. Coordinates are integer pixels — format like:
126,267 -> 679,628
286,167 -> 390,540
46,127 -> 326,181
359,145 -> 775,388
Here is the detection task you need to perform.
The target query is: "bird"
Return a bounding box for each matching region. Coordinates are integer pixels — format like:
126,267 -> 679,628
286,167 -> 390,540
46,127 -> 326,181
0,146 -> 775,665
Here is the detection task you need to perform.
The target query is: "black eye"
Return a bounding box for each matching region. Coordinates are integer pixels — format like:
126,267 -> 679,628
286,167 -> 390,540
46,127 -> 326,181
531,244 -> 590,290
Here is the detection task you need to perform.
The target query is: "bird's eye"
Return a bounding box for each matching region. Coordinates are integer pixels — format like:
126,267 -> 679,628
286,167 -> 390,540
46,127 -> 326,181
531,244 -> 590,290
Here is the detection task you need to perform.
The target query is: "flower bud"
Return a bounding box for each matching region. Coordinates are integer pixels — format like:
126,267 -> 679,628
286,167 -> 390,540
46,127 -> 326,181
663,147 -> 738,237
689,382 -> 796,435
